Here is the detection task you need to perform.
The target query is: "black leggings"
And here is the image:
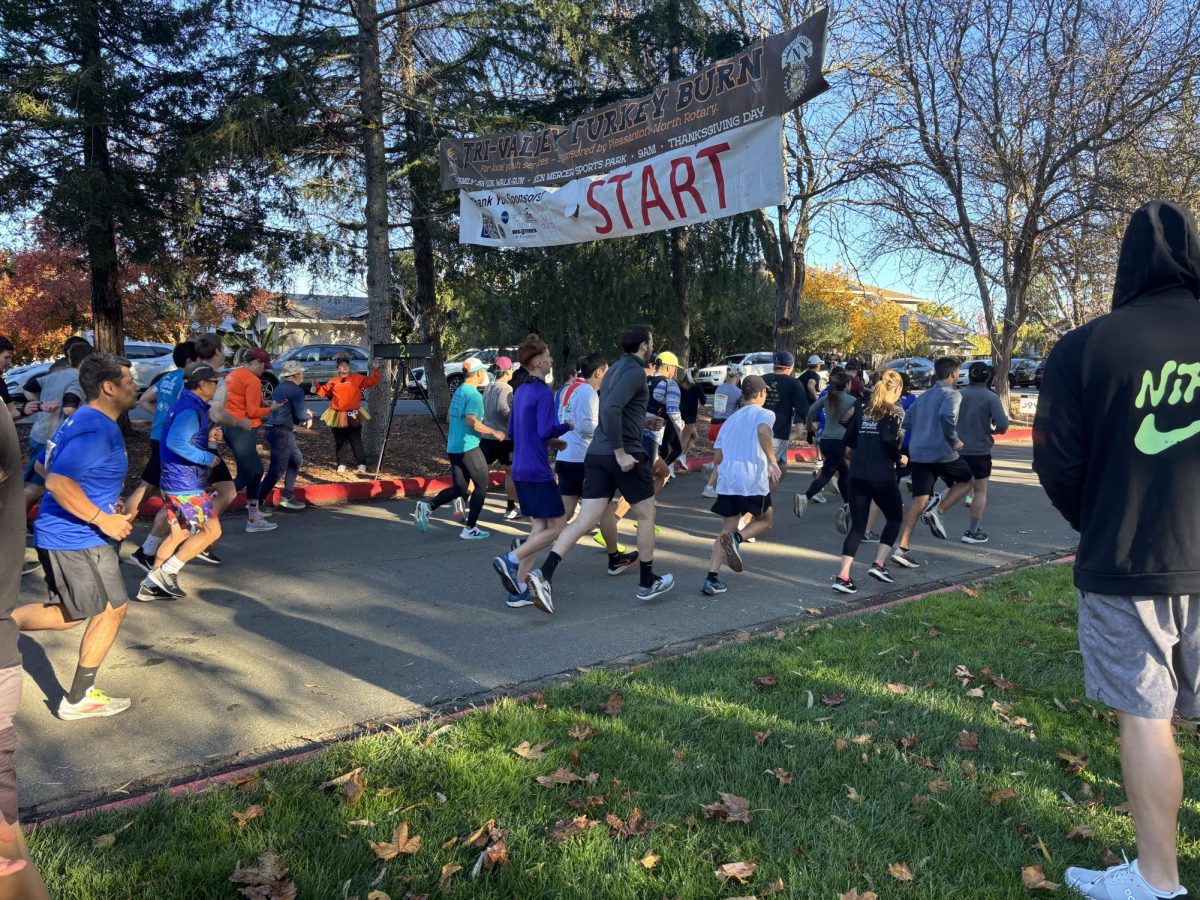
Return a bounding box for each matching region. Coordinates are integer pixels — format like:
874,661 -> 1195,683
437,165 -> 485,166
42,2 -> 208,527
840,477 -> 904,559
430,448 -> 488,527
807,438 -> 848,499
331,426 -> 366,466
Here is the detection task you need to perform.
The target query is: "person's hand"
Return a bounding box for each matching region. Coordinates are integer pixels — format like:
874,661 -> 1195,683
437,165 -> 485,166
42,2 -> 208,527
42,400 -> 61,413
0,816 -> 27,877
768,462 -> 782,485
238,418 -> 252,430
21,400 -> 39,416
548,438 -> 568,451
209,426 -> 223,444
270,400 -> 286,411
954,440 -> 964,451
647,416 -> 664,430
96,510 -> 133,541
614,449 -> 635,473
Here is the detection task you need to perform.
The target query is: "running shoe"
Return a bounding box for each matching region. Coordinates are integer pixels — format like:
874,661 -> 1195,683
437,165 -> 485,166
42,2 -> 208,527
701,485 -> 718,499
702,577 -> 727,596
793,493 -> 809,517
720,531 -> 743,573
135,581 -> 174,603
337,464 -> 348,473
146,567 -> 186,599
890,547 -> 921,569
832,576 -> 857,594
1065,854 -> 1185,900
964,495 -> 973,507
525,569 -> 554,614
510,536 -> 525,552
637,574 -> 675,601
452,497 -> 467,522
257,507 -> 275,518
506,590 -> 535,609
504,507 -> 521,521
128,547 -> 154,572
828,476 -> 841,497
357,464 -> 367,474
590,531 -> 627,553
606,551 -> 639,576
195,548 -> 222,564
413,500 -> 431,533
835,503 -> 851,535
919,491 -> 942,519
460,526 -> 490,540
493,554 -> 520,595
279,497 -> 306,510
246,519 -> 278,533
863,530 -> 880,543
868,563 -> 895,584
21,560 -> 41,577
57,688 -> 131,720
961,529 -> 989,544
924,506 -> 948,540
811,492 -> 829,504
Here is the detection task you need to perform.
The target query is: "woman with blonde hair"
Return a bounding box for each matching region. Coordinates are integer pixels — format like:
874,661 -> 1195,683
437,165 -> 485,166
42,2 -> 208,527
831,369 -> 908,594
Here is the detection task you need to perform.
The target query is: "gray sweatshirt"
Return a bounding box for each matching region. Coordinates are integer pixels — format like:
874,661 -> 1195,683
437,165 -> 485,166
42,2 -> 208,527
588,353 -> 649,457
956,383 -> 1009,456
905,381 -> 962,463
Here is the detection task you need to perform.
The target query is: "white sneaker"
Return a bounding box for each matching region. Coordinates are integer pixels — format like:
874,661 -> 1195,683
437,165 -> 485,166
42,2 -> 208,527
811,492 -> 829,504
279,497 -> 306,510
337,464 -> 347,473
793,493 -> 809,517
357,464 -> 367,474
1066,855 -> 1187,899
246,519 -> 279,533
702,485 -> 718,499
413,500 -> 431,533
58,688 -> 131,720
257,507 -> 275,518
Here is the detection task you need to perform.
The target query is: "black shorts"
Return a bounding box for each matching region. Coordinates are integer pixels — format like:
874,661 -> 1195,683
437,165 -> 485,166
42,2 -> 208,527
480,438 -> 513,467
37,545 -> 129,620
711,494 -> 772,518
515,480 -> 566,520
141,439 -> 161,487
961,454 -> 993,480
208,458 -> 233,486
910,458 -> 974,496
581,453 -> 655,505
555,460 -> 586,498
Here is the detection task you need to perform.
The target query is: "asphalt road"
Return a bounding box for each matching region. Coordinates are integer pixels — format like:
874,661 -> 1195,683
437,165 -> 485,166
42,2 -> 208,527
14,440 -> 1075,817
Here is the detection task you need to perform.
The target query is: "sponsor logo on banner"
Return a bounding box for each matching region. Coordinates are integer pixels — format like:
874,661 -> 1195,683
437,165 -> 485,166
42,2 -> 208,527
459,118 -> 785,248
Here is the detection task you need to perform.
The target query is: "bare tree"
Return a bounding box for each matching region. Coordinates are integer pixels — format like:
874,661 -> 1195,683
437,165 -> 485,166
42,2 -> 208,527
864,0 -> 1199,402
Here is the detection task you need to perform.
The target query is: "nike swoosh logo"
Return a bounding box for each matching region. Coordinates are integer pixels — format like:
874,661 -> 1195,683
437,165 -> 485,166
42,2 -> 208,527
1135,413 -> 1200,455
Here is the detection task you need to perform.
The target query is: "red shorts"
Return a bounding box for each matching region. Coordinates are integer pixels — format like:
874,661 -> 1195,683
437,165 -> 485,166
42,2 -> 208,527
708,422 -> 725,443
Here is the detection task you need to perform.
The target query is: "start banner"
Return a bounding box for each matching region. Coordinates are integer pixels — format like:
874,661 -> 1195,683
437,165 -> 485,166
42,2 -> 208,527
458,117 -> 785,248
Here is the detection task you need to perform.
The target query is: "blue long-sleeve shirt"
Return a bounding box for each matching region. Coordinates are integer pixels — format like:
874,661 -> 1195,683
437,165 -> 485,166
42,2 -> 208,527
905,381 -> 962,463
160,390 -> 215,493
510,380 -> 569,483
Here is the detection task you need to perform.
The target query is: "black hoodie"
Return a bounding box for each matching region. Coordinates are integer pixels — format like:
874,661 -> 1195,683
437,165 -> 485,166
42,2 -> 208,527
1033,200 -> 1200,595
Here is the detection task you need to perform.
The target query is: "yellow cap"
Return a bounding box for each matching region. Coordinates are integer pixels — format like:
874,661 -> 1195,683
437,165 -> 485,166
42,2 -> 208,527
656,351 -> 680,367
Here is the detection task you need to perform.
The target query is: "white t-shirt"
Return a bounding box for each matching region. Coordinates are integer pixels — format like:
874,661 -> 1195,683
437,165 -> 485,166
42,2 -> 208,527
715,404 -> 776,497
557,382 -> 598,463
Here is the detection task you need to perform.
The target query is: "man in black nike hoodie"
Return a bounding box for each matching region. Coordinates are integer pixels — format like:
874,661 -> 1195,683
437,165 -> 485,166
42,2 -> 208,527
1035,201 -> 1200,900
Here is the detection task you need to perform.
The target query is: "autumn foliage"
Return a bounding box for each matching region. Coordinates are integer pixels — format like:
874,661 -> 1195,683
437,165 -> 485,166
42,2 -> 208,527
803,266 -> 929,359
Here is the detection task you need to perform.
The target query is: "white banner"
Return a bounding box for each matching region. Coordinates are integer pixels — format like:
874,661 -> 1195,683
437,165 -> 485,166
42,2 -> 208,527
458,117 -> 785,248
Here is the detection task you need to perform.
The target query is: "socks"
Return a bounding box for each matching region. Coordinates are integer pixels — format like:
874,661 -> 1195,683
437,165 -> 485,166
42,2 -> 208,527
247,500 -> 260,523
706,571 -> 719,582
639,560 -> 655,588
66,666 -> 99,704
542,552 -> 562,581
505,551 -> 518,565
506,500 -> 516,512
142,534 -> 163,556
969,516 -> 982,532
162,555 -> 185,576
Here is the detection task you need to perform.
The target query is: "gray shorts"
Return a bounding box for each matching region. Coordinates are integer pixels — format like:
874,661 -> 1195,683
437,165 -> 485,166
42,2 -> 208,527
37,545 -> 129,621
1077,590 -> 1200,719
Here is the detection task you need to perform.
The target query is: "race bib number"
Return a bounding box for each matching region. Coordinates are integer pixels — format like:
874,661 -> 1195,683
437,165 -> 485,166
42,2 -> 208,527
713,393 -> 729,417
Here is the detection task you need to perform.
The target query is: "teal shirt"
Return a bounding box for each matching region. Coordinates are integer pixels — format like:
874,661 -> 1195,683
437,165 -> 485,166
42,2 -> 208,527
446,383 -> 485,453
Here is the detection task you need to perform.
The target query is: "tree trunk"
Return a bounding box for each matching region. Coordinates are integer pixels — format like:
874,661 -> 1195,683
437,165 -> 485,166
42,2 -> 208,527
355,0 -> 394,457
78,0 -> 124,358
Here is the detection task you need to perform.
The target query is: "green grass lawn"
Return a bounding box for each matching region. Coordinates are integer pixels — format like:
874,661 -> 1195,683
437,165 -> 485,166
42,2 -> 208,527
26,563 -> 1200,899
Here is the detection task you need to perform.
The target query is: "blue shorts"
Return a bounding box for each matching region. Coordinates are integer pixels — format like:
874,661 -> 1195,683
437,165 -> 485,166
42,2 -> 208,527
515,480 -> 565,520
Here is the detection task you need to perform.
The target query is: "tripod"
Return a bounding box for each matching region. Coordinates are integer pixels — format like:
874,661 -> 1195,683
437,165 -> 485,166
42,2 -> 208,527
373,345 -> 445,479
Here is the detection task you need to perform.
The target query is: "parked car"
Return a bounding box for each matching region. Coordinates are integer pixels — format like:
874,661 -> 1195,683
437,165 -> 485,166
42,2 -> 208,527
410,347 -> 507,394
1033,359 -> 1046,388
123,341 -> 176,391
879,357 -> 935,389
273,344 -> 371,394
697,353 -> 751,390
728,351 -> 776,379
4,361 -> 51,399
955,357 -> 1039,388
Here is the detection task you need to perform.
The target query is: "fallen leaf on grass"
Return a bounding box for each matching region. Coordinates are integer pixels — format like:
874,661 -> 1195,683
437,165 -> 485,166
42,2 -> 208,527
963,587 -> 980,598
547,816 -> 598,844
640,850 -> 661,869
437,862 -> 462,893
532,691 -> 547,710
1110,801 -> 1131,815
1021,864 -> 1061,891
961,760 -> 978,781
955,664 -> 974,681
348,819 -> 374,828
714,861 -> 756,884
835,738 -> 849,751
913,756 -> 937,769
764,768 -> 793,785
232,805 -> 264,828
482,835 -> 509,870
463,820 -> 496,847
845,785 -> 863,804
883,682 -> 912,695
1057,750 -> 1088,774
318,767 -> 366,805
366,892 -> 390,900
954,731 -> 980,752
965,687 -> 986,698
850,733 -> 871,745
1099,849 -> 1121,867
701,793 -> 753,824
230,851 -> 296,900
927,627 -> 943,638
671,748 -> 686,762
839,891 -> 878,900
569,747 -> 580,768
928,777 -> 951,793
822,693 -> 848,708
1066,825 -> 1095,840
93,833 -> 116,849
990,676 -> 1017,691
761,877 -> 785,894
369,822 -> 421,860
898,732 -> 920,749
604,693 -> 623,716
567,722 -> 595,740
605,808 -> 653,839
754,731 -> 771,746
512,741 -> 551,760
536,768 -> 582,788
753,674 -> 779,689
888,861 -> 915,882
988,787 -> 1019,805
231,774 -> 262,793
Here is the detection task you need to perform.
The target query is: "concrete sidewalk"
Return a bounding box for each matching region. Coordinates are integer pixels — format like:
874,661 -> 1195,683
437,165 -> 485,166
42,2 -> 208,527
15,441 -> 1075,817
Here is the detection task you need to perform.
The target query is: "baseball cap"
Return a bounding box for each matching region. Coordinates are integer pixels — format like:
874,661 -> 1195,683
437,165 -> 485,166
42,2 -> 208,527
774,350 -> 795,368
807,354 -> 822,366
245,348 -> 272,368
656,351 -> 680,367
741,374 -> 768,399
184,363 -> 219,388
462,358 -> 487,374
494,356 -> 513,371
281,360 -> 305,378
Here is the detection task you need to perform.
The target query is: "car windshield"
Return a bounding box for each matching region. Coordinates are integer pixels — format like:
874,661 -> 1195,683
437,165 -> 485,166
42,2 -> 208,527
448,349 -> 477,362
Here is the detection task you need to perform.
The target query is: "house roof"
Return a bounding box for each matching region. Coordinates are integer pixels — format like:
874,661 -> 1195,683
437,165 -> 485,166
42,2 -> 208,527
271,294 -> 369,322
916,314 -> 975,348
847,282 -> 924,309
